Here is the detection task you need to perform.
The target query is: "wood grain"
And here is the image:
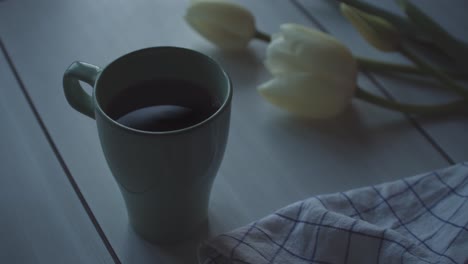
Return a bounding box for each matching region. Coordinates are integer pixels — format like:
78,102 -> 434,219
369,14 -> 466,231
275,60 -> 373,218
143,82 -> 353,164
0,45 -> 113,263
0,0 -> 457,263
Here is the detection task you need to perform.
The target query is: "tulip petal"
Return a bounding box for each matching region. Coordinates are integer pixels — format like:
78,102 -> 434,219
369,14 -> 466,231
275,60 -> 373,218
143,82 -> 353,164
259,23 -> 358,119
185,17 -> 249,49
258,72 -> 356,118
340,3 -> 400,52
185,0 -> 255,49
265,24 -> 356,79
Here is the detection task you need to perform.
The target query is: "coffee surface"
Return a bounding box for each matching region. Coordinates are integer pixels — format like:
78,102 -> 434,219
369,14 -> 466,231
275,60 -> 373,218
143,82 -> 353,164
107,79 -> 219,132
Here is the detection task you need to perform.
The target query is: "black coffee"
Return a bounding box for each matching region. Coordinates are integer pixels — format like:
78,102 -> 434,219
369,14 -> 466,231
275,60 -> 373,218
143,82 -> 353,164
107,79 -> 219,132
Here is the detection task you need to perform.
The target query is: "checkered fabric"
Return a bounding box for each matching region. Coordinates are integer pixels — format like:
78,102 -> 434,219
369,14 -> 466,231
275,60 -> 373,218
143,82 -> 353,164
199,163 -> 468,264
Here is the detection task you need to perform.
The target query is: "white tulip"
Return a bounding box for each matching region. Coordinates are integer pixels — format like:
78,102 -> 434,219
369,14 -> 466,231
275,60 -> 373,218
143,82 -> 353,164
258,23 -> 358,119
185,0 -> 256,50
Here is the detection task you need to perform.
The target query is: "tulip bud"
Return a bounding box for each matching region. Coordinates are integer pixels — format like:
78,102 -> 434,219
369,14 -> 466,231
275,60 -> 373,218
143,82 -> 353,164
258,24 -> 357,119
340,3 -> 400,52
185,0 -> 256,50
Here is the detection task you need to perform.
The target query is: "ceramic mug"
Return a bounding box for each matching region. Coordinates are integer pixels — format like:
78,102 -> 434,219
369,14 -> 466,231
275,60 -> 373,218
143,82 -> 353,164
63,47 -> 232,243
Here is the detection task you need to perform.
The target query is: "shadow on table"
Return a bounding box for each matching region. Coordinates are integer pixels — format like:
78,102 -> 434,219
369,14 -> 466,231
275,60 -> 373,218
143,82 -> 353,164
155,221 -> 212,264
268,104 -> 369,140
271,101 -> 468,137
121,220 -> 212,264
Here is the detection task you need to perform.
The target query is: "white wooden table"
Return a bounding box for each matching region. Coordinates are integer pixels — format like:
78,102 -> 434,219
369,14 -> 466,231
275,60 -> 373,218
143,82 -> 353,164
0,0 -> 466,263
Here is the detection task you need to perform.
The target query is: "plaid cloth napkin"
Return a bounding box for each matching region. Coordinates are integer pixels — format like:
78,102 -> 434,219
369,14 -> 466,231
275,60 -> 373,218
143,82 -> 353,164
199,163 -> 468,264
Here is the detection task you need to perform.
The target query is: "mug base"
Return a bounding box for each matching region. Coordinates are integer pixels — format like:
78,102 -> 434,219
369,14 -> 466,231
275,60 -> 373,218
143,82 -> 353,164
131,218 -> 210,245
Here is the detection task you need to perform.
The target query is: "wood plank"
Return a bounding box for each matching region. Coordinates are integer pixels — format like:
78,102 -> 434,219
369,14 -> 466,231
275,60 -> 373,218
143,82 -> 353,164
0,0 -> 455,263
296,0 -> 468,162
0,46 -> 113,263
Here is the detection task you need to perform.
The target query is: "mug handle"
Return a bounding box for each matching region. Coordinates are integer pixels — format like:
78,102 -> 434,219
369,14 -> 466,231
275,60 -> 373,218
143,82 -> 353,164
63,61 -> 101,119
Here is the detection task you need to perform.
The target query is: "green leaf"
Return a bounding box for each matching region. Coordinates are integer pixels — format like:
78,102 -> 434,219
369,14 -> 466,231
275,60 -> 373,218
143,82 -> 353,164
397,0 -> 468,75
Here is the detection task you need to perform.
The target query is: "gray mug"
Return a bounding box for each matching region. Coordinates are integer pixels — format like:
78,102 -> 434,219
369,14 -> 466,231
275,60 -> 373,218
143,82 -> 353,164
63,47 -> 232,243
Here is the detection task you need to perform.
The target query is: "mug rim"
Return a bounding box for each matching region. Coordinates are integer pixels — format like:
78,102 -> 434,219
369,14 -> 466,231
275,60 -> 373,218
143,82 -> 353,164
93,46 -> 232,135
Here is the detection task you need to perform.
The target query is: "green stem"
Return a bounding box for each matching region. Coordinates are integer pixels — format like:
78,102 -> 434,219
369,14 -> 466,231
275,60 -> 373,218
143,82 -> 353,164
397,0 -> 468,74
355,87 -> 466,115
399,44 -> 468,100
356,57 -> 468,79
255,30 -> 271,42
357,57 -> 426,74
